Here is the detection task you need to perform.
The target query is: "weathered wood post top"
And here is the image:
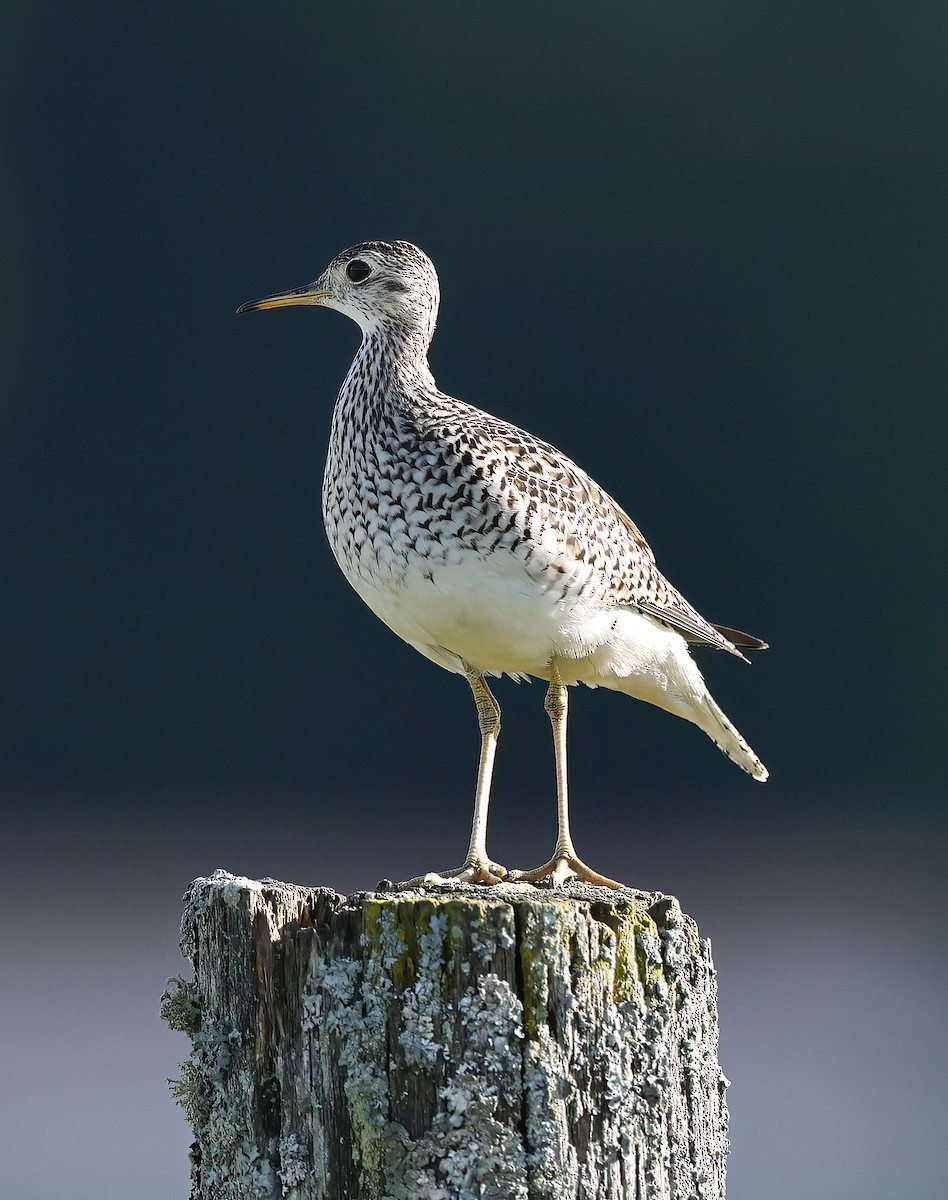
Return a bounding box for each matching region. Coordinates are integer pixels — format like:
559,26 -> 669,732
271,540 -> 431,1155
163,870 -> 728,1200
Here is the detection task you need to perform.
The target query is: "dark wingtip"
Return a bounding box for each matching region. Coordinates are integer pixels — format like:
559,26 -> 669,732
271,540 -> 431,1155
711,623 -> 769,651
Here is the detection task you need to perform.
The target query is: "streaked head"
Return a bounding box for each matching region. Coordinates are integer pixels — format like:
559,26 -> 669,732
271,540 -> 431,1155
237,240 -> 440,340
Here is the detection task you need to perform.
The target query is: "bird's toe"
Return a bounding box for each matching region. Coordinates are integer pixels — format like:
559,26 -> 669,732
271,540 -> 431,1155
507,853 -> 624,891
395,858 -> 508,889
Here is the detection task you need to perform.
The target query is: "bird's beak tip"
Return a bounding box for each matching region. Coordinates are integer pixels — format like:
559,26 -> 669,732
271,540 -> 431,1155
236,287 -> 331,315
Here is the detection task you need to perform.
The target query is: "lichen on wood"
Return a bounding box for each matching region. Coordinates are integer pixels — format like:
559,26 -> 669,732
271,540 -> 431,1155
164,870 -> 729,1199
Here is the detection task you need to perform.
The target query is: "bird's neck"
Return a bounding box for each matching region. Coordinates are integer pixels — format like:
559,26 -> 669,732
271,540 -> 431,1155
338,325 -> 437,425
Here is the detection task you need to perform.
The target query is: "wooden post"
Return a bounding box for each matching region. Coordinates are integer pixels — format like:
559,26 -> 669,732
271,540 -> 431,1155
162,870 -> 729,1200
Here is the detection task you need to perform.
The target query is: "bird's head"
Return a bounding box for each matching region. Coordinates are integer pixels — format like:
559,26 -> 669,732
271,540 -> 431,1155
238,240 -> 440,342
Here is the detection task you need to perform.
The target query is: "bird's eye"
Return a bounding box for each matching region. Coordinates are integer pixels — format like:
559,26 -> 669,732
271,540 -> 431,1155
346,259 -> 372,283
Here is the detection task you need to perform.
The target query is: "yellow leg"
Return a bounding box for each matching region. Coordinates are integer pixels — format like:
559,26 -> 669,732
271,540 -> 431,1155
507,662 -> 625,890
397,665 -> 507,887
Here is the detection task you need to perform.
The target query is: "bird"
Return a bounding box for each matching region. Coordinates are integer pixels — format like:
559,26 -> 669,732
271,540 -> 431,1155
238,240 -> 768,890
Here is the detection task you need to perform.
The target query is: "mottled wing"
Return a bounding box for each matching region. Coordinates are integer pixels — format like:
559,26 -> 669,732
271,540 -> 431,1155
460,411 -> 749,659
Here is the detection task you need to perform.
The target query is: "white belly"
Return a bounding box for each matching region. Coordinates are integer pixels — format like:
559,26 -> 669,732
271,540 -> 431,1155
342,550 -> 565,675
338,545 -> 705,714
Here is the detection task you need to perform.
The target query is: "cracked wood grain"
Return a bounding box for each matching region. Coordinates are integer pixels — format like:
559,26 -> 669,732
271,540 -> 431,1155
162,871 -> 728,1200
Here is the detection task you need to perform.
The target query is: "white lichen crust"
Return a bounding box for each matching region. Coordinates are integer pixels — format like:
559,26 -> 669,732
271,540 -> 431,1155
167,870 -> 728,1200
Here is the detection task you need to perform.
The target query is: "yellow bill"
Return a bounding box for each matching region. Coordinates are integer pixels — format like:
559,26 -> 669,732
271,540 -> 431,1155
236,286 -> 330,314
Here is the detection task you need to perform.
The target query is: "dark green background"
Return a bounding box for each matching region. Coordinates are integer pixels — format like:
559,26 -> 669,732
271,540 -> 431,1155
3,4 -> 946,1198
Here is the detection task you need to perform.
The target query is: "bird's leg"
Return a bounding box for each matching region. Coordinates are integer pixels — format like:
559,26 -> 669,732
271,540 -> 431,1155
452,668 -> 507,880
397,665 -> 507,888
507,662 -> 624,890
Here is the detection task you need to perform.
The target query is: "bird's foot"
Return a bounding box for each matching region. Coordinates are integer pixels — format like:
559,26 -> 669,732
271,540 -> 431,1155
395,857 -> 508,890
506,852 -> 624,890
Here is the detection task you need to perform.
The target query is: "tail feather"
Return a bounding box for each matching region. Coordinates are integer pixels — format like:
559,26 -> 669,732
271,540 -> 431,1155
698,693 -> 769,781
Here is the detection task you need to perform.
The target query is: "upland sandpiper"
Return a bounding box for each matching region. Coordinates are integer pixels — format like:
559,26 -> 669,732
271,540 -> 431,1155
239,240 -> 768,889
